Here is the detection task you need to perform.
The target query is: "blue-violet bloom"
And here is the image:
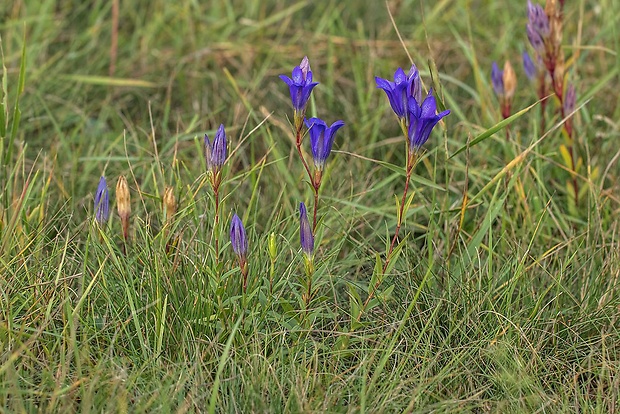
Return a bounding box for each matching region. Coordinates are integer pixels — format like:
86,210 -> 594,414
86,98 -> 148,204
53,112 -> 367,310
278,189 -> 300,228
407,90 -> 450,152
279,56 -> 319,113
299,202 -> 314,257
94,176 -> 110,224
205,124 -> 227,173
375,64 -> 422,119
305,117 -> 345,171
230,213 -> 248,259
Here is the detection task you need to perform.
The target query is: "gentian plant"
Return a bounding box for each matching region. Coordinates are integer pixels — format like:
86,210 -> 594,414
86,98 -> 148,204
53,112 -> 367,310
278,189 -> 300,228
369,63 -> 450,309
205,124 -> 228,260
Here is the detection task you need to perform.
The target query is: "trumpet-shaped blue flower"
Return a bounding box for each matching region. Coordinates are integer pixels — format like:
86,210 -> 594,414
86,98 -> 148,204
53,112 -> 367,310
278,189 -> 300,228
305,118 -> 345,171
204,124 -> 227,173
299,202 -> 314,257
94,176 -> 109,224
279,56 -> 319,113
407,90 -> 450,152
375,64 -> 422,119
230,213 -> 248,259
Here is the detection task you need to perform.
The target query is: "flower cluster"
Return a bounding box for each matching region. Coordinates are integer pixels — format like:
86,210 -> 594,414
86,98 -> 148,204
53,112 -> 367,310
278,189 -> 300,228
375,64 -> 450,159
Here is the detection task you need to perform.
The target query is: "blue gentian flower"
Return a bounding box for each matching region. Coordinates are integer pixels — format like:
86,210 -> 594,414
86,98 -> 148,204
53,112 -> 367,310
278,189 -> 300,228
299,202 -> 314,257
491,62 -> 504,96
94,176 -> 109,224
407,90 -> 450,152
204,124 -> 227,173
522,51 -> 537,81
305,117 -> 345,171
375,64 -> 422,119
230,213 -> 248,259
279,56 -> 319,113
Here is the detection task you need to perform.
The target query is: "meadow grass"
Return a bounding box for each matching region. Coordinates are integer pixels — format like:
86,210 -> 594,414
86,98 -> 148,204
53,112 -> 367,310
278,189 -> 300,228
1,0 -> 619,412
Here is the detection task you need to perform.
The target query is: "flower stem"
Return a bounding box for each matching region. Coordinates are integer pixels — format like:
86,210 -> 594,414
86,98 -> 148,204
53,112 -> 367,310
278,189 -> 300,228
362,155 -> 414,312
312,186 -> 319,232
214,186 -> 220,264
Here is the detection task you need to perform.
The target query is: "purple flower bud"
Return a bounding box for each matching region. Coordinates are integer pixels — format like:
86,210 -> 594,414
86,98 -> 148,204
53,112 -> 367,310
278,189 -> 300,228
305,117 -> 345,171
564,84 -> 576,115
299,202 -> 314,257
205,124 -> 227,173
491,62 -> 504,96
407,90 -> 450,151
522,51 -> 537,81
230,213 -> 248,258
94,176 -> 110,224
279,57 -> 319,112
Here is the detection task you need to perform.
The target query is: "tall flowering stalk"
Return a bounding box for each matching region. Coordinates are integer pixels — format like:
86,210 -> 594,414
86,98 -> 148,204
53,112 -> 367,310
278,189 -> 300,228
526,0 -> 579,203
230,214 -> 249,292
370,64 -> 449,306
299,202 -> 314,306
94,176 -> 110,225
205,124 -> 227,260
280,57 -> 344,232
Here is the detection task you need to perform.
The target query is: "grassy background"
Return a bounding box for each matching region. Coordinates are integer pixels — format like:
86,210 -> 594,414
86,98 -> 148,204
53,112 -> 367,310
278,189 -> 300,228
1,0 -> 620,412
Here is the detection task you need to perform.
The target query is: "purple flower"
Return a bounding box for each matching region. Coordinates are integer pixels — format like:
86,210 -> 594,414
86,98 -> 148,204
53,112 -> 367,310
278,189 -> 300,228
299,202 -> 314,257
94,176 -> 109,224
522,51 -> 537,81
204,124 -> 227,173
305,117 -> 345,171
375,64 -> 422,119
407,90 -> 450,151
279,56 -> 319,113
491,62 -> 504,96
526,1 -> 549,53
527,1 -> 550,37
230,213 -> 248,258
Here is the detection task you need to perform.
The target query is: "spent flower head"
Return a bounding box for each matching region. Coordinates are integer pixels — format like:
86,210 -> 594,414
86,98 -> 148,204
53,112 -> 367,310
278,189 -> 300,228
94,176 -> 110,224
305,117 -> 345,172
407,90 -> 450,152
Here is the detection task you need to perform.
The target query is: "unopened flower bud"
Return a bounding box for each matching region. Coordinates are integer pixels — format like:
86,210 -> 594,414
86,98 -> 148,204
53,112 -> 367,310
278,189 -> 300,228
163,187 -> 176,222
268,232 -> 277,261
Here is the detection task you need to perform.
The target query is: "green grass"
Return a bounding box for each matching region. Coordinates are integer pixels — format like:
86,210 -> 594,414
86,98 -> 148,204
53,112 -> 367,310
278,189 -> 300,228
1,0 -> 619,412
